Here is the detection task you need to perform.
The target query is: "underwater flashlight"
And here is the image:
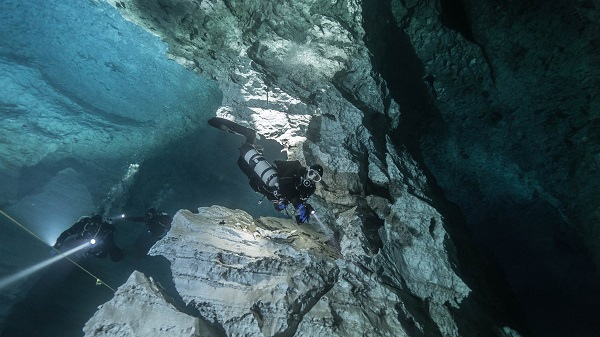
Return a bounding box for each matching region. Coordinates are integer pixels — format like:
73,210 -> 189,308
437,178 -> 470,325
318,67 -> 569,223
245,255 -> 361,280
90,239 -> 97,245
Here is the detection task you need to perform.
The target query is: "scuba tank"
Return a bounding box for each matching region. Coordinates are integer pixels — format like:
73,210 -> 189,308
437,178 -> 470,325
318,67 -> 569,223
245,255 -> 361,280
239,143 -> 279,191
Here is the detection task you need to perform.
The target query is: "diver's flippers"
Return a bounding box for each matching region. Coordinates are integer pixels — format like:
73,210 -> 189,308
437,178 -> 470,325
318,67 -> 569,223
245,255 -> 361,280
208,117 -> 261,143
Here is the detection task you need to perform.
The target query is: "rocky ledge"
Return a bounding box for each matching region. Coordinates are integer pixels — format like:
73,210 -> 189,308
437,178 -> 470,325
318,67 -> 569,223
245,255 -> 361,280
84,205 -> 520,337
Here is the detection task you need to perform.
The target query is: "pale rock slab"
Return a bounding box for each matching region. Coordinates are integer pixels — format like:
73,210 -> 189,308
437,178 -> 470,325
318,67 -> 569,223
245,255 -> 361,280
149,206 -> 341,336
83,271 -> 201,337
85,202 -> 521,336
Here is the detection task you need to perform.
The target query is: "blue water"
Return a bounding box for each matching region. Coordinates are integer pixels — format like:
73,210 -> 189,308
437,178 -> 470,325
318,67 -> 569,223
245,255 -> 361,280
0,1 -> 226,335
0,0 -> 220,123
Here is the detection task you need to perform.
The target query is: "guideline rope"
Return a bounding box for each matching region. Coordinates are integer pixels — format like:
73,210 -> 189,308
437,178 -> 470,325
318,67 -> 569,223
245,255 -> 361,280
0,209 -> 116,292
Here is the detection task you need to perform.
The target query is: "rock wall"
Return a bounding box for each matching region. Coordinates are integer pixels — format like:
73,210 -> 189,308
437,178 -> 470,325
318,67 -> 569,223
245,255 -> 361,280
386,1 -> 600,334
89,0 -> 532,335
84,271 -> 202,337
391,0 -> 600,271
85,206 -> 520,336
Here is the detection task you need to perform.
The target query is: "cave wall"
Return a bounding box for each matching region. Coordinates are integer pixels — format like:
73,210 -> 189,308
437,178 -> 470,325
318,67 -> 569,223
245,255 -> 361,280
384,0 -> 600,334
2,0 -> 598,335
100,0 -> 529,335
468,0 -> 600,273
418,0 -> 600,273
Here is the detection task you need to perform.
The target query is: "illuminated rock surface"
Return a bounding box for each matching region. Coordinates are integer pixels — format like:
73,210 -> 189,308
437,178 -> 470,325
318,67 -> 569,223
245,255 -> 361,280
84,205 -> 517,336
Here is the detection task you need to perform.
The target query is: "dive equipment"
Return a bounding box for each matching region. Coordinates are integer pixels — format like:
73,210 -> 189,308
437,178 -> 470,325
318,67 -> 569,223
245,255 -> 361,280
239,142 -> 279,191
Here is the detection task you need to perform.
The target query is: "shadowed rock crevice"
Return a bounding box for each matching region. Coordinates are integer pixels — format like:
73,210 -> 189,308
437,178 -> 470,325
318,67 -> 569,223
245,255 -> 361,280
432,194 -> 529,335
438,0 -> 497,82
378,272 -> 444,337
275,265 -> 340,337
361,0 -> 438,134
364,177 -> 392,202
356,201 -> 385,254
438,0 -> 474,42
361,0 -> 443,179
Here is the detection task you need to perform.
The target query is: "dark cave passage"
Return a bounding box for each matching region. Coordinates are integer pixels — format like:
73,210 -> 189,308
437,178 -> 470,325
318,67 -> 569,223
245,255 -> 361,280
359,0 -> 600,336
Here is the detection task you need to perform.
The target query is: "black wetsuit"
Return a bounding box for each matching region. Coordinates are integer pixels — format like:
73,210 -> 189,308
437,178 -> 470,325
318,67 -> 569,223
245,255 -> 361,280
54,216 -> 124,261
272,160 -> 316,208
127,213 -> 172,238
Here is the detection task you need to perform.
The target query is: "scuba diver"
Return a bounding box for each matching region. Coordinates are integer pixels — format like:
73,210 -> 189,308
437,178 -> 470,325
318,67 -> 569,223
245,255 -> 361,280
53,214 -> 124,262
125,208 -> 172,239
209,117 -> 323,224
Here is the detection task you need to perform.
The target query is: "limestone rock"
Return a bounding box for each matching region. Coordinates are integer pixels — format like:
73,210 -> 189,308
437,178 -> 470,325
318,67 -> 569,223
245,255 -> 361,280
92,0 -> 529,335
74,204 -> 517,337
149,206 -> 345,336
83,271 -> 200,337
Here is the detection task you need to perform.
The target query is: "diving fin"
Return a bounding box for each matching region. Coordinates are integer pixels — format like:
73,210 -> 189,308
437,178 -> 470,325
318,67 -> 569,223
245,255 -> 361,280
208,117 -> 261,143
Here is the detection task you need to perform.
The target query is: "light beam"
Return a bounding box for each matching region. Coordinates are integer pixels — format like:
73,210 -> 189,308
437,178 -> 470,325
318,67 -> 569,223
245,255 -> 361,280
0,242 -> 91,290
312,212 -> 339,249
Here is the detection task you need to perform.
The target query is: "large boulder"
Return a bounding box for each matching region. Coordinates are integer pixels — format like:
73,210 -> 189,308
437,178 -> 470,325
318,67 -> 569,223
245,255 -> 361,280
84,271 -> 202,337
84,205 -> 520,336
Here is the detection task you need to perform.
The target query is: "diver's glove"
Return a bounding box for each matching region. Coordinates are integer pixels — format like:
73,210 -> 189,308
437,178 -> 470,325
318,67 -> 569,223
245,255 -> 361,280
295,203 -> 314,224
275,201 -> 287,211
